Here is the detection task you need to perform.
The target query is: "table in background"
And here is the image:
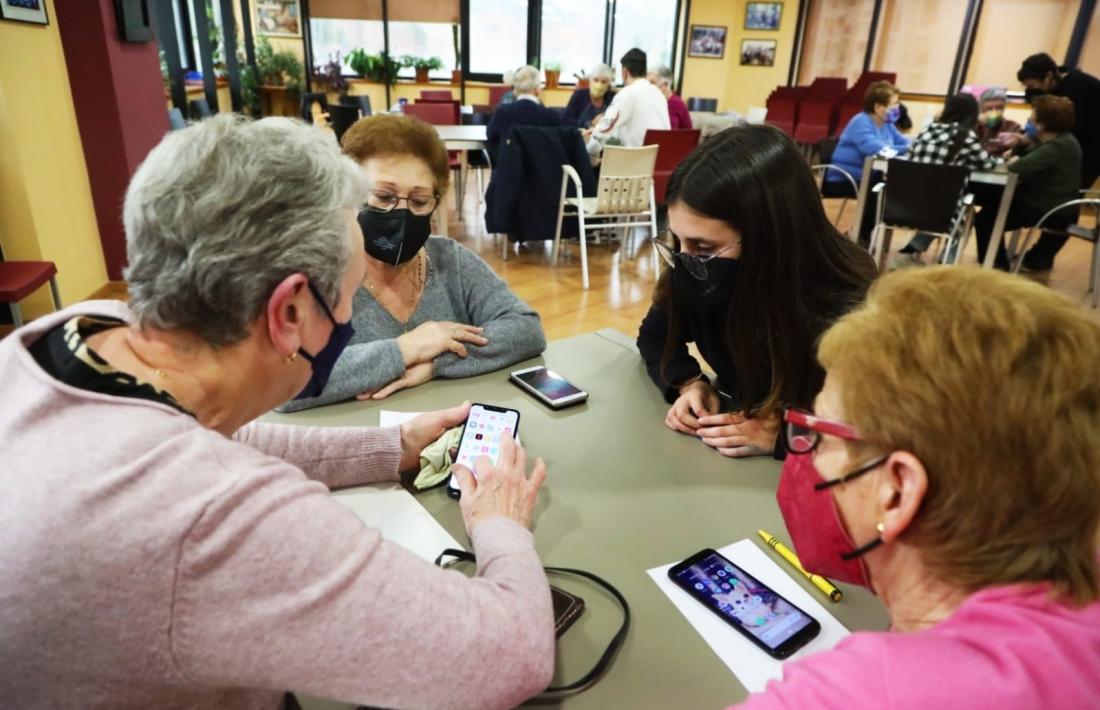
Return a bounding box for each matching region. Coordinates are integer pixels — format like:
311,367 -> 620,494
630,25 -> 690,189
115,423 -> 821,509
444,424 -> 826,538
432,125 -> 489,237
268,329 -> 889,708
850,155 -> 1018,269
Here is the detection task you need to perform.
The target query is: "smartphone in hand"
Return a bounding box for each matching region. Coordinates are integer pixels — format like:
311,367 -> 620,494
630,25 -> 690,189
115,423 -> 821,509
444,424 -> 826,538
446,403 -> 520,499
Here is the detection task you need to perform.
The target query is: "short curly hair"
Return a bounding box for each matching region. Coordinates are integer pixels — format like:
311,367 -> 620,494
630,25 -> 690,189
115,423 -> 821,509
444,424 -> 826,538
340,113 -> 451,194
862,80 -> 899,114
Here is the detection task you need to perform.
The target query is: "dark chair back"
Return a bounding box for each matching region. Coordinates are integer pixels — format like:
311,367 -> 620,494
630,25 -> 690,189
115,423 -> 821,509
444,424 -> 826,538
643,129 -> 702,204
686,97 -> 718,112
299,92 -> 329,124
420,89 -> 454,101
188,99 -> 212,119
817,137 -> 838,164
328,104 -> 361,144
882,160 -> 968,234
167,108 -> 187,130
405,101 -> 457,126
344,94 -> 372,116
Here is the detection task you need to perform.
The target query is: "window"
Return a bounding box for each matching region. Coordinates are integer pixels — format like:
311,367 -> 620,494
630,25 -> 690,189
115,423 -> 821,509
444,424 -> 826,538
469,0 -> 528,77
797,0 -> 875,85
869,0 -> 969,94
390,22 -> 459,80
310,18 -> 386,71
541,0 -> 606,83
610,0 -> 676,72
965,0 -> 1079,89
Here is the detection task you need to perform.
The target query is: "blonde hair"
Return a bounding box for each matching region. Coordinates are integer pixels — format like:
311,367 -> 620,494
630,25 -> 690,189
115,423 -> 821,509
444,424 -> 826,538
819,267 -> 1100,604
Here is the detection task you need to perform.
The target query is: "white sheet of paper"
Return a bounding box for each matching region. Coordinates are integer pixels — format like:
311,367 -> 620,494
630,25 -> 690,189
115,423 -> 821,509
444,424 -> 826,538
648,538 -> 851,695
378,410 -> 422,428
331,482 -> 463,562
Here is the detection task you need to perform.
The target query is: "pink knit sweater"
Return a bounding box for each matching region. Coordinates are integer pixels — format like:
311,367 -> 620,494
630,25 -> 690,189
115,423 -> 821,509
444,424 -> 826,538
0,301 -> 554,709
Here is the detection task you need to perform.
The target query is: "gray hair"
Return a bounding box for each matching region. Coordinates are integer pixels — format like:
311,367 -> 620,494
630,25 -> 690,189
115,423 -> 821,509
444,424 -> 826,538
123,114 -> 366,347
652,65 -> 673,88
512,65 -> 541,94
979,86 -> 1007,103
590,63 -> 614,82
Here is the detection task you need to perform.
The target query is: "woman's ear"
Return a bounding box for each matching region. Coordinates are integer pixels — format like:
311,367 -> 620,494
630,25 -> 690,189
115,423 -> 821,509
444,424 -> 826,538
875,451 -> 928,544
265,273 -> 311,359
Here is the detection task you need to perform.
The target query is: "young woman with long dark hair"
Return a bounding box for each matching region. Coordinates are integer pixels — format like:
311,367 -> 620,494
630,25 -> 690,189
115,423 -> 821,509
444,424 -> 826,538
637,125 -> 877,458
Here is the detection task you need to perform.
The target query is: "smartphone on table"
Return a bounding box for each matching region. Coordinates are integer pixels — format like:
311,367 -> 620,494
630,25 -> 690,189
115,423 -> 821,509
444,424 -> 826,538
668,548 -> 821,659
446,403 -> 521,499
509,366 -> 588,409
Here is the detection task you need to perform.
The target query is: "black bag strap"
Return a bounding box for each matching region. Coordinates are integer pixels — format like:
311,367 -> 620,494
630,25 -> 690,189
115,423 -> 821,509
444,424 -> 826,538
434,548 -> 631,696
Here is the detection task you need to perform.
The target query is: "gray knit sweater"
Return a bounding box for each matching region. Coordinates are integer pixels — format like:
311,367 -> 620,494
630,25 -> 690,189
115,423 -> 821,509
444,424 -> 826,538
277,237 -> 546,412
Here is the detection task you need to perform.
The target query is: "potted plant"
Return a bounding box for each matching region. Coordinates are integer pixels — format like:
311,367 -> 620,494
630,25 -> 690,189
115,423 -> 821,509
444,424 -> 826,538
544,62 -> 562,89
315,52 -> 349,100
451,24 -> 462,84
402,55 -> 444,83
573,69 -> 589,89
255,35 -> 303,115
348,49 -> 401,86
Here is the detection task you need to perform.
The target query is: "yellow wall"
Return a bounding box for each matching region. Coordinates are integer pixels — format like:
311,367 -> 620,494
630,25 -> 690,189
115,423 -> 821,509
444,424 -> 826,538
0,0 -> 108,317
681,0 -> 797,115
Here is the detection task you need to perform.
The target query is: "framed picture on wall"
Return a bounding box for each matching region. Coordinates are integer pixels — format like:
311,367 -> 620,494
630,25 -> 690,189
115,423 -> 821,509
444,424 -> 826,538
745,2 -> 782,30
255,0 -> 300,37
740,39 -> 777,67
0,0 -> 49,25
688,25 -> 727,59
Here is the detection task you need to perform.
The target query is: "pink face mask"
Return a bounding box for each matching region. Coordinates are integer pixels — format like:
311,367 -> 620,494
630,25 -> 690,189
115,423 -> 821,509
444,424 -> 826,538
776,445 -> 886,588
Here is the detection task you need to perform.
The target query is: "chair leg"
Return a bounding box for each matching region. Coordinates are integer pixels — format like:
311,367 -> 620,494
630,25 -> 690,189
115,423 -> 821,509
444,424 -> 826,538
1090,238 -> 1100,308
48,276 -> 62,310
9,302 -> 23,329
501,234 -> 508,261
649,209 -> 659,280
578,209 -> 589,290
553,177 -> 569,265
835,198 -> 848,228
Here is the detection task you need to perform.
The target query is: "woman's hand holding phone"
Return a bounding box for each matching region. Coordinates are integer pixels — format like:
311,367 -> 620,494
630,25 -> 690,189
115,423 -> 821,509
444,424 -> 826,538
450,436 -> 546,534
665,379 -> 720,434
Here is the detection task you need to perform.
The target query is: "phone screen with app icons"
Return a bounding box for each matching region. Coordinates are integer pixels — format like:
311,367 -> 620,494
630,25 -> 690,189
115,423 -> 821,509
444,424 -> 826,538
454,404 -> 520,471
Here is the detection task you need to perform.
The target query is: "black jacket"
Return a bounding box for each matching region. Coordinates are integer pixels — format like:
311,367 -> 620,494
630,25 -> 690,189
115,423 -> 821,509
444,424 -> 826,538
1053,69 -> 1100,186
485,125 -> 595,242
562,87 -> 616,128
486,99 -> 561,164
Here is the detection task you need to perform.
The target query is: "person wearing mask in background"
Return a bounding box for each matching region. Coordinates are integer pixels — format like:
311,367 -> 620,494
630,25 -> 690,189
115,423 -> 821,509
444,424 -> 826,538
1014,52 -> 1100,190
281,114 -> 546,411
586,48 -> 669,160
563,63 -> 616,129
637,126 -> 875,459
0,114 -> 555,708
732,267 -> 1100,710
486,65 -> 561,164
648,64 -> 693,130
974,86 -> 1021,158
972,95 -> 1081,271
893,93 -> 1001,267
824,81 -> 911,246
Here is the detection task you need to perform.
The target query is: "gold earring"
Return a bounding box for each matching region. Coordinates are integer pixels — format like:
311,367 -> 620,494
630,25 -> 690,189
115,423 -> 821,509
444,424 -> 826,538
876,522 -> 885,534
285,351 -> 298,364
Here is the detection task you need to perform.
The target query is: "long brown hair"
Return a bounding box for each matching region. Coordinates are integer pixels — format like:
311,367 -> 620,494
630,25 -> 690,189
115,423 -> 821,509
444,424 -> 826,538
656,125 -> 877,417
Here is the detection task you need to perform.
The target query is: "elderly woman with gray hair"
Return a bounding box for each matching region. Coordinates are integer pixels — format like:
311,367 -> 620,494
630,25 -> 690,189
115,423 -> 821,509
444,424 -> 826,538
0,115 -> 553,708
648,64 -> 693,130
974,86 -> 1022,157
563,62 -> 617,128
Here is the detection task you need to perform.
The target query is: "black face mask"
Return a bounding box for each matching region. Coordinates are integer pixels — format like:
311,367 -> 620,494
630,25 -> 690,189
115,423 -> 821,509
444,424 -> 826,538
358,208 -> 432,265
672,256 -> 739,315
1023,87 -> 1047,104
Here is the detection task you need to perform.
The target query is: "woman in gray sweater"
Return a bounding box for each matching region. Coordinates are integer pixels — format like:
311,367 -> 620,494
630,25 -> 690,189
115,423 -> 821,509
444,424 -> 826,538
280,114 -> 546,412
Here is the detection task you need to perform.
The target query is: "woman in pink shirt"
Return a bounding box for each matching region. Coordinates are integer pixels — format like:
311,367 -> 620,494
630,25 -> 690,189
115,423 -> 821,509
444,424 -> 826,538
651,64 -> 694,129
738,266 -> 1100,708
0,115 -> 553,709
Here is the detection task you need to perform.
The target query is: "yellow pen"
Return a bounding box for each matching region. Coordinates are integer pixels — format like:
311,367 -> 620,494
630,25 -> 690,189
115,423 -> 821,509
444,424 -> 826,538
758,529 -> 843,603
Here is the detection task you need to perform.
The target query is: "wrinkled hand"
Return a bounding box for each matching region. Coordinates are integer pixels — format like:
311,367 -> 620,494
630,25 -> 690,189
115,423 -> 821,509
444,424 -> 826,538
359,360 -> 434,401
396,321 -> 488,366
665,379 -> 720,434
450,435 -> 546,533
397,401 -> 471,471
696,411 -> 779,458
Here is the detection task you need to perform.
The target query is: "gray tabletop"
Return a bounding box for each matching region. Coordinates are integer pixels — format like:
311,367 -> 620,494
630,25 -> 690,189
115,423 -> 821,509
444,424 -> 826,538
268,329 -> 889,708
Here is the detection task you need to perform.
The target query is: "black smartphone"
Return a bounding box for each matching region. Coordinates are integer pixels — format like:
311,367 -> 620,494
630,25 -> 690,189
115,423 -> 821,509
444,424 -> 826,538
509,366 -> 588,409
668,548 -> 821,659
446,403 -> 521,499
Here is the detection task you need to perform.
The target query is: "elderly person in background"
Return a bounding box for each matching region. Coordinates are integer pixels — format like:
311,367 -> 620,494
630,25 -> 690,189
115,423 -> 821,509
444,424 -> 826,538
563,62 -> 616,129
587,47 -> 669,160
974,86 -> 1020,157
648,64 -> 692,130
736,266 -> 1100,709
487,64 -> 561,163
0,115 -> 554,708
279,114 -> 546,412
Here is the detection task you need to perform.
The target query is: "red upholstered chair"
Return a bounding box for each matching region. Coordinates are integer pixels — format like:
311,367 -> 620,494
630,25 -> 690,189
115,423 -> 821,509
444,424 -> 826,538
793,77 -> 848,145
0,261 -> 61,328
403,102 -> 463,206
765,85 -> 808,137
420,89 -> 454,101
488,85 -> 511,109
643,129 -> 702,205
413,98 -> 460,125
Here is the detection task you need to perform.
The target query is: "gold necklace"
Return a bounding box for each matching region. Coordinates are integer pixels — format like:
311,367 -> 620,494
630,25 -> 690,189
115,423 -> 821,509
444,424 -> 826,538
366,251 -> 429,333
123,334 -> 174,386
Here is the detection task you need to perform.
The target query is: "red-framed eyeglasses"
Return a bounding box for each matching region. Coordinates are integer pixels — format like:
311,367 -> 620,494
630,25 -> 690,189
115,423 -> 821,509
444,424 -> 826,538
783,408 -> 883,491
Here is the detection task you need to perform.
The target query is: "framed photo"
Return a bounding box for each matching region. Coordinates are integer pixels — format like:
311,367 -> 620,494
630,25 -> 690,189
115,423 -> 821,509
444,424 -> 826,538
688,25 -> 727,59
745,2 -> 782,31
740,39 -> 777,67
0,0 -> 49,25
254,0 -> 300,37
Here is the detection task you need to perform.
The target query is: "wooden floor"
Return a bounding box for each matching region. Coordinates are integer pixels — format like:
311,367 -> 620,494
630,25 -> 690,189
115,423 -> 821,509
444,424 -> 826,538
22,184 -> 1100,337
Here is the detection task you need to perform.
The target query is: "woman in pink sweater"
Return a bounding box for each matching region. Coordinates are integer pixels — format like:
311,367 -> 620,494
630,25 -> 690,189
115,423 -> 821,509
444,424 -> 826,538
738,267 -> 1100,708
0,115 -> 554,709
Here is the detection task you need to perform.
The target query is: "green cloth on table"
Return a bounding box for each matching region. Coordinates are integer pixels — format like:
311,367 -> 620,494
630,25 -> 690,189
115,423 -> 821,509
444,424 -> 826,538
414,426 -> 463,490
